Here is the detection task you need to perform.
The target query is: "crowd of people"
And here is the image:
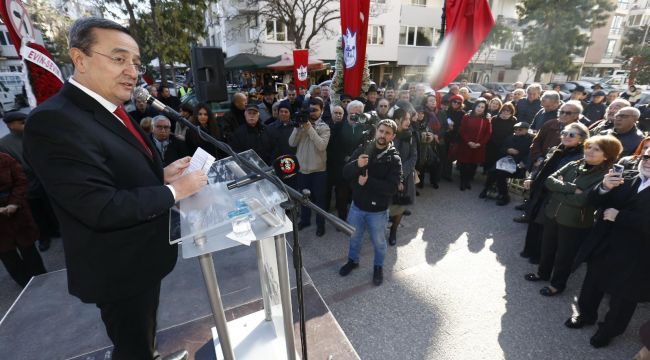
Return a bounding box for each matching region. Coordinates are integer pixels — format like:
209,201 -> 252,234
1,21 -> 649,354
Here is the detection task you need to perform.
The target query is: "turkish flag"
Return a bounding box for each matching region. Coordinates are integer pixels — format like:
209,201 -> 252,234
293,49 -> 310,89
430,0 -> 495,89
340,0 -> 370,97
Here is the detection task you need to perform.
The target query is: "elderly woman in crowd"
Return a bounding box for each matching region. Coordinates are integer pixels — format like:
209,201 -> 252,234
417,94 -> 444,189
388,108 -> 417,246
566,146 -> 650,348
520,122 -> 590,263
0,153 -> 47,287
525,135 -> 623,296
487,97 -> 503,118
456,98 -> 492,190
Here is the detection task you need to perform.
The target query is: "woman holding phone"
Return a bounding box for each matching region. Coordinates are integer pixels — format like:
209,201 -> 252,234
566,146 -> 650,348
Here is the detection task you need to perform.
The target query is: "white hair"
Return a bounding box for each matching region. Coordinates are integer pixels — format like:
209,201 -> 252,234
563,100 -> 584,114
152,115 -> 170,125
347,100 -> 365,114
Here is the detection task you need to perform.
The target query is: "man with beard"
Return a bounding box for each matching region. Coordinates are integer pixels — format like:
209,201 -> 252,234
376,98 -> 390,119
338,119 -> 402,286
384,87 -> 397,106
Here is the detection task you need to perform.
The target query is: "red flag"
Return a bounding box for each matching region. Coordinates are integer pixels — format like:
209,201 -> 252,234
293,49 -> 310,89
340,0 -> 370,97
430,0 -> 494,89
0,0 -> 63,107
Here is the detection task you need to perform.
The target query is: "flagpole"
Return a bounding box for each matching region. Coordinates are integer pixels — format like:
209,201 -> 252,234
439,0 -> 446,43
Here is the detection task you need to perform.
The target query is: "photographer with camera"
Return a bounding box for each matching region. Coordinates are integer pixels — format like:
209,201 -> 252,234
339,119 -> 402,286
327,100 -> 372,221
289,97 -> 331,237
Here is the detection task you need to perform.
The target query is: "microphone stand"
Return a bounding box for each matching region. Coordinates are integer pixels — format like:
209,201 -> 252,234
146,95 -> 355,360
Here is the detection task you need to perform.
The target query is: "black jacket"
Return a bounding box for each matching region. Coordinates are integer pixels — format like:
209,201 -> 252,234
229,122 -> 276,164
150,134 -> 189,167
573,177 -> 650,302
516,98 -> 542,125
342,142 -> 402,212
267,120 -> 297,160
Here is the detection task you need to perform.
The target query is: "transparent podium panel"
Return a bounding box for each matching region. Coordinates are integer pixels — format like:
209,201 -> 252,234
169,149 -> 289,258
168,150 -> 297,360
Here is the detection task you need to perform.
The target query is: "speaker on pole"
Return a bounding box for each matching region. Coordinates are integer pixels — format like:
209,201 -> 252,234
190,46 -> 228,103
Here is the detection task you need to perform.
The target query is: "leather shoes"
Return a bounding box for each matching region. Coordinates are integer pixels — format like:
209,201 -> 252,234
539,286 -> 562,296
162,350 -> 189,360
373,266 -> 383,286
590,330 -> 612,348
339,260 -> 359,276
565,316 -> 596,329
316,227 -> 325,237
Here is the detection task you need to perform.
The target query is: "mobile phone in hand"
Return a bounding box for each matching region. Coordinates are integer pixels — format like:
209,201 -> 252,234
613,164 -> 624,176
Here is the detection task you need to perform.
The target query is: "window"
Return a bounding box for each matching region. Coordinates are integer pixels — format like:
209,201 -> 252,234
610,15 -> 624,34
368,25 -> 385,45
618,0 -> 629,9
4,32 -> 11,45
0,32 -> 6,46
266,20 -> 294,42
604,39 -> 616,58
399,26 -> 434,46
411,0 -> 427,5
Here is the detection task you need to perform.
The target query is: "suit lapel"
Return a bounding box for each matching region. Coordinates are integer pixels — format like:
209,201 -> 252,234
61,83 -> 164,180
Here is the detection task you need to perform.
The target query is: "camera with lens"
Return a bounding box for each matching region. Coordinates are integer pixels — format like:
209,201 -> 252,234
293,108 -> 311,126
349,110 -> 379,125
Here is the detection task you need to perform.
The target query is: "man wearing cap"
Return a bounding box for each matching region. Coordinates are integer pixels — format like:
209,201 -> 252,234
606,90 -> 620,105
289,97 -> 330,237
230,103 -> 276,164
570,85 -> 589,109
268,102 -> 297,160
583,90 -> 607,124
257,85 -> 277,123
364,85 -> 379,113
0,112 -> 60,251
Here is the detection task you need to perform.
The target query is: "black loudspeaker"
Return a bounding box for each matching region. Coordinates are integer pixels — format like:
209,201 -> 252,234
190,46 -> 227,103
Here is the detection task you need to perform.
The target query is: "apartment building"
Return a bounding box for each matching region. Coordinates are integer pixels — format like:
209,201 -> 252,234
203,0 -> 527,85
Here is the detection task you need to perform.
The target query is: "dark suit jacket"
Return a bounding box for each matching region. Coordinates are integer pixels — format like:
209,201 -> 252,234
24,82 -> 177,304
149,134 -> 189,167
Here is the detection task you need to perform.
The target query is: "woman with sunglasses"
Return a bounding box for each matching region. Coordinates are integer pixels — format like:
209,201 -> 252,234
442,94 -> 466,181
566,146 -> 650,348
456,98 -> 492,190
525,135 -> 623,297
520,122 -> 590,264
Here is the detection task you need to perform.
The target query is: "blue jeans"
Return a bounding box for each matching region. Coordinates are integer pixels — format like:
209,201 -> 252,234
346,202 -> 389,267
297,171 -> 327,228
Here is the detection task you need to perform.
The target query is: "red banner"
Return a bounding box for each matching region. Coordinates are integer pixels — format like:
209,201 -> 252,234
430,0 -> 494,89
293,49 -> 309,90
340,0 -> 370,97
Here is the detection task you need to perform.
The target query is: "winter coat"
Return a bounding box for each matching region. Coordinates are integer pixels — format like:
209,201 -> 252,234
444,108 -> 465,143
229,122 -> 276,164
0,153 -> 39,253
267,120 -> 297,160
456,114 -> 492,164
530,108 -> 559,131
327,120 -> 368,184
392,129 -> 418,206
598,127 -> 645,157
289,119 -> 330,174
544,160 -> 608,229
530,118 -> 564,163
515,98 -> 542,125
486,115 -> 517,167
583,101 -> 606,124
526,145 -> 584,223
574,176 -> 650,302
343,143 -> 402,212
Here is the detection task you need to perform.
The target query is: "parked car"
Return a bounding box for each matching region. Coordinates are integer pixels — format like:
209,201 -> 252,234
180,88 -> 238,118
482,82 -> 514,99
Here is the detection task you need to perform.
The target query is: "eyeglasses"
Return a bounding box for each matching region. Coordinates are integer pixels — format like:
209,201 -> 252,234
559,111 -> 576,116
154,125 -> 171,130
560,130 -> 580,138
91,50 -> 146,75
641,155 -> 650,161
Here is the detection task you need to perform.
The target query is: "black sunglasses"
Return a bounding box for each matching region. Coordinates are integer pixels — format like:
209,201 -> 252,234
641,155 -> 650,161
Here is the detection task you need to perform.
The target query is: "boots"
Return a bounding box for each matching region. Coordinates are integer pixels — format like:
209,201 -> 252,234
388,214 -> 403,246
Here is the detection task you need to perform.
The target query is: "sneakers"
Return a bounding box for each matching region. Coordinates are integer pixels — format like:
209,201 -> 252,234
339,260 -> 359,276
373,266 -> 383,286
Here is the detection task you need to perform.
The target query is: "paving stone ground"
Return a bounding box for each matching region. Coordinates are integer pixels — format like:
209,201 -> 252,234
1,173 -> 647,360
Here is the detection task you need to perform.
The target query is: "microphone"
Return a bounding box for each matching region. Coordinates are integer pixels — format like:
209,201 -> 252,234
133,88 -> 180,119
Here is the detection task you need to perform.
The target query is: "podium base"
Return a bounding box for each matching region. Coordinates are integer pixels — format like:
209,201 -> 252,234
212,310 -> 299,360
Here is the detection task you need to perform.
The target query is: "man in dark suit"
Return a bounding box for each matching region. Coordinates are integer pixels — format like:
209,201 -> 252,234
23,18 -> 207,360
150,115 -> 188,166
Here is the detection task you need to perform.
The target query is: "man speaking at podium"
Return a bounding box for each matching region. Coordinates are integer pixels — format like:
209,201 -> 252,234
23,18 -> 207,360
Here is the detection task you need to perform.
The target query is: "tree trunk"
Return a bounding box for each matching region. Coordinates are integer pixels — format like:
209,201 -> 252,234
123,0 -> 138,39
533,70 -> 542,82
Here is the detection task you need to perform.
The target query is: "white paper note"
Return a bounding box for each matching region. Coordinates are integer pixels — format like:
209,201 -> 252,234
186,147 -> 215,175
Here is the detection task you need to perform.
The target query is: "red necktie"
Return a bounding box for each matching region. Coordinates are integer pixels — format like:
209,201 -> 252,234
113,105 -> 152,159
